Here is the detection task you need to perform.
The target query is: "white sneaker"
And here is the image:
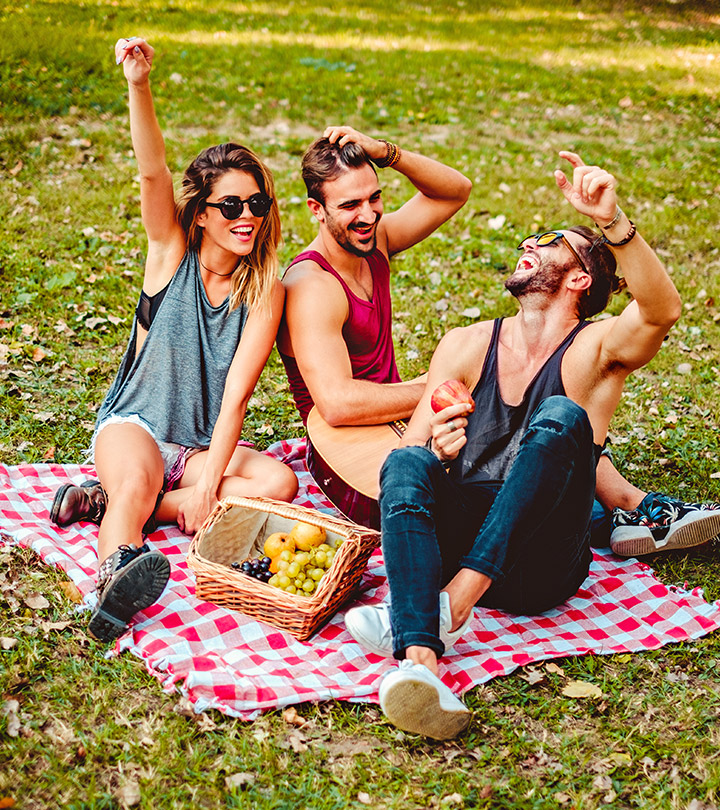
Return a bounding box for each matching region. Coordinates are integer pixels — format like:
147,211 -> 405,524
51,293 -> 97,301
379,660 -> 471,740
344,591 -> 473,657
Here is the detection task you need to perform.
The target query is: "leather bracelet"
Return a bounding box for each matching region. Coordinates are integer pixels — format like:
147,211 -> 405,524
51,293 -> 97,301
596,205 -> 623,231
601,221 -> 637,247
372,139 -> 400,168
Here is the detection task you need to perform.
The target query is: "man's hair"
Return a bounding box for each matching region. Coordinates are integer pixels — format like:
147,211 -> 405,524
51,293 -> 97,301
566,225 -> 625,319
301,138 -> 376,204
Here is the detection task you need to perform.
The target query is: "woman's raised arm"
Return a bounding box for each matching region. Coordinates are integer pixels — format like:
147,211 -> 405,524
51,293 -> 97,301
115,38 -> 184,266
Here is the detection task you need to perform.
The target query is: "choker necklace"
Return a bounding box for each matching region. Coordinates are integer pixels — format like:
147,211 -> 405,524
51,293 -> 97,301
200,257 -> 236,277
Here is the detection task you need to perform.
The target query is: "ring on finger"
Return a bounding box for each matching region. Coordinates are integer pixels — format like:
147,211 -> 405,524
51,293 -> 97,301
448,420 -> 457,433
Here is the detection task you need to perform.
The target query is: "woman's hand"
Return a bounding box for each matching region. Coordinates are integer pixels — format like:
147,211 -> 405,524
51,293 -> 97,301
176,487 -> 218,536
114,37 -> 154,86
429,402 -> 472,463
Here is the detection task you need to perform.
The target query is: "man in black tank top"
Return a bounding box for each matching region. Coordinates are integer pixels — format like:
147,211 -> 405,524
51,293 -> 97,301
344,152 -> 694,740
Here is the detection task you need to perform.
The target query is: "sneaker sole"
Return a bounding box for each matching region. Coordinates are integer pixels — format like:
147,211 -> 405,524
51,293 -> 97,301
50,480 -> 102,527
611,511 -> 720,557
380,678 -> 471,740
88,552 -> 170,643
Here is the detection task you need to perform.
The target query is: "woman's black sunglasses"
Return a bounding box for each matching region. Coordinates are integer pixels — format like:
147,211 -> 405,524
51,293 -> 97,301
205,193 -> 273,220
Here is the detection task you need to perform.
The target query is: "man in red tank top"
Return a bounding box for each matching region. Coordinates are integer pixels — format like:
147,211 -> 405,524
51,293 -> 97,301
277,126 -> 472,527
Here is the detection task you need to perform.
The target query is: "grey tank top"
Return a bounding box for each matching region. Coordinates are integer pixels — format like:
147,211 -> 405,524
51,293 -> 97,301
96,250 -> 248,448
449,317 -> 591,485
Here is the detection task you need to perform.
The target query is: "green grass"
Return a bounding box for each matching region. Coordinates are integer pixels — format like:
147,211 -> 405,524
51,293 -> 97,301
2,0 -> 720,807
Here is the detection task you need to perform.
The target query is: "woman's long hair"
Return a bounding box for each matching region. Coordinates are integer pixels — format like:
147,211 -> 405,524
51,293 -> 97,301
176,143 -> 281,314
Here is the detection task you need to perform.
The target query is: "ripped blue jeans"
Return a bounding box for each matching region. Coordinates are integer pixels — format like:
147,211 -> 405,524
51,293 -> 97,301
378,396 -> 596,660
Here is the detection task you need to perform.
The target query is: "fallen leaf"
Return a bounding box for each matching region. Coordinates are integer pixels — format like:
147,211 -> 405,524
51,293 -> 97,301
554,791 -> 572,804
32,347 -> 47,362
282,706 -> 308,728
58,581 -> 83,603
520,667 -> 545,685
39,620 -> 72,633
442,793 -> 464,805
618,96 -> 633,108
196,712 -> 217,732
23,593 -> 50,610
358,793 -> 372,805
9,161 -> 23,176
116,778 -> 141,808
593,774 -> 612,791
545,662 -> 565,676
562,680 -> 603,699
0,637 -> 18,650
488,214 -> 506,230
173,697 -> 196,718
225,772 -> 255,790
1,700 -> 20,738
0,798 -> 17,808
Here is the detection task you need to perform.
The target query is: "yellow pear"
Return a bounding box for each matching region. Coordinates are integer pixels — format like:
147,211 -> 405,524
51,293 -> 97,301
287,521 -> 326,552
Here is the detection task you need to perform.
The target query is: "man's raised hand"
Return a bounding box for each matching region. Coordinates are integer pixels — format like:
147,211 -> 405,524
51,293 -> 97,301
323,125 -> 387,163
554,151 -> 618,227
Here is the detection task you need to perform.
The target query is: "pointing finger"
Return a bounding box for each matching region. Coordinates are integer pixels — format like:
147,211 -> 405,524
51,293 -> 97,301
559,150 -> 586,169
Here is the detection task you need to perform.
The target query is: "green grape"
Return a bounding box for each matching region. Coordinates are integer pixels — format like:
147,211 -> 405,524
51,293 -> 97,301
302,579 -> 316,593
294,552 -> 311,567
314,550 -> 327,567
277,574 -> 291,589
309,568 -> 324,582
294,577 -> 305,588
279,549 -> 294,563
285,584 -> 297,594
275,559 -> 290,573
317,543 -> 332,553
325,549 -> 336,566
287,561 -> 301,578
268,574 -> 280,588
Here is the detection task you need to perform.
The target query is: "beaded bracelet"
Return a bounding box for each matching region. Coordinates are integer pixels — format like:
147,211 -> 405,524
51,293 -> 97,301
373,139 -> 401,168
601,221 -> 637,247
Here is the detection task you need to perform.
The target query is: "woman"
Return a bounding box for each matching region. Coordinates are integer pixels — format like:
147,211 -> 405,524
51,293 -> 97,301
51,37 -> 298,642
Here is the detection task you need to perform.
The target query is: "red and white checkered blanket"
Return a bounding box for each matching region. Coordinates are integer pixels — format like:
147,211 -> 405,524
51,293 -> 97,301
2,437 -> 719,719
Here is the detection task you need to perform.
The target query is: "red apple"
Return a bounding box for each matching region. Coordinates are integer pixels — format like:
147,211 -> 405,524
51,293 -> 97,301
430,379 -> 475,414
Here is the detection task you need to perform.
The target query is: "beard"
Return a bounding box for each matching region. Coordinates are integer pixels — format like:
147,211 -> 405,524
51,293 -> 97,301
324,210 -> 379,258
504,261 -> 568,299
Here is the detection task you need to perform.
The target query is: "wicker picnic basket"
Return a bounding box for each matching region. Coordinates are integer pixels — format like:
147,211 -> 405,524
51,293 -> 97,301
187,496 -> 381,641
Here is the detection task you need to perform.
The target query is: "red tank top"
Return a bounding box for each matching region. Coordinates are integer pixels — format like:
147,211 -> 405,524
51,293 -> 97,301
279,249 -> 401,424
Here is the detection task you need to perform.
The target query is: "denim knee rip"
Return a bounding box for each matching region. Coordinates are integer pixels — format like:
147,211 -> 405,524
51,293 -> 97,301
384,502 -> 433,521
533,417 -> 566,435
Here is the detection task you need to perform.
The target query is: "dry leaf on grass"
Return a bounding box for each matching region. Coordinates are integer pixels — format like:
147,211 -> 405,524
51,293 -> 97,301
0,637 -> 18,650
562,680 -> 603,699
1,700 -> 20,738
23,593 -> 50,610
225,773 -> 255,790
545,662 -> 565,676
58,580 -> 83,603
357,793 -> 372,805
282,706 -> 308,728
116,778 -> 141,808
519,667 -> 545,685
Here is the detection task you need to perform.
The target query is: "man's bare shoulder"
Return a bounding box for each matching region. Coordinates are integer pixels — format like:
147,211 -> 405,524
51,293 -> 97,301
283,257 -> 336,291
431,320 -> 495,380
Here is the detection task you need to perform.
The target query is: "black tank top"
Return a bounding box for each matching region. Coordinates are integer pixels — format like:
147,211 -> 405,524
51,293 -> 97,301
449,317 -> 592,485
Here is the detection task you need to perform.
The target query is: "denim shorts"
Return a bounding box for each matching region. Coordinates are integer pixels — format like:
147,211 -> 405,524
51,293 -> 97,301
88,413 -> 200,491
